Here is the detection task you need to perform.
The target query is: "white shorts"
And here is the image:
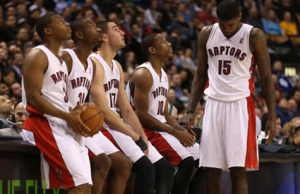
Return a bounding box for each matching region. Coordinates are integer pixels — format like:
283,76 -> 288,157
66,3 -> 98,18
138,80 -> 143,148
22,116 -> 92,189
144,128 -> 199,165
102,127 -> 163,163
84,132 -> 119,158
200,97 -> 258,170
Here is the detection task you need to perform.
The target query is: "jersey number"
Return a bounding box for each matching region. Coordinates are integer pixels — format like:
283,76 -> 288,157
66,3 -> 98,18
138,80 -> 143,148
109,93 -> 116,108
157,101 -> 164,115
218,60 -> 231,75
77,92 -> 86,106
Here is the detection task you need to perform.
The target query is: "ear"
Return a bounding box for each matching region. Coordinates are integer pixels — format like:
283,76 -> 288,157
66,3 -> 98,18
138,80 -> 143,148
75,31 -> 84,40
102,34 -> 108,42
238,12 -> 242,21
44,28 -> 52,36
148,47 -> 155,55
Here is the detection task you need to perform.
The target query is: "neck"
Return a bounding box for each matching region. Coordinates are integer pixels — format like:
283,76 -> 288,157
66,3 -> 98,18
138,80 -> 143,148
43,40 -> 64,57
73,43 -> 94,65
98,45 -> 117,66
0,112 -> 10,119
149,57 -> 164,74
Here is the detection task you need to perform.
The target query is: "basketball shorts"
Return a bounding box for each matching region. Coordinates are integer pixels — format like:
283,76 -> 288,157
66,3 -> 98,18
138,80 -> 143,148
144,128 -> 199,166
200,97 -> 258,170
22,115 -> 92,189
101,126 -> 163,163
84,132 -> 119,158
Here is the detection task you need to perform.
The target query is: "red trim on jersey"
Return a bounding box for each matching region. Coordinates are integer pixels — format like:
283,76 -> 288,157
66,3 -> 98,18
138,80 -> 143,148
248,57 -> 256,94
205,79 -> 209,89
144,128 -> 182,165
101,128 -> 122,151
88,149 -> 96,159
26,104 -> 44,116
23,116 -> 75,189
245,96 -> 258,170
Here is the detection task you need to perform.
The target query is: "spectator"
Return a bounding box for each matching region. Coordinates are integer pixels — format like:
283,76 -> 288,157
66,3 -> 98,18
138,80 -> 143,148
262,9 -> 285,36
143,1 -> 162,31
197,3 -> 217,25
280,11 -> 298,35
272,60 -> 293,96
29,0 -> 47,16
0,101 -> 26,136
0,81 -> 9,95
287,98 -> 300,117
0,95 -> 12,129
245,7 -> 264,30
2,68 -> 16,86
10,81 -> 22,103
276,98 -> 293,125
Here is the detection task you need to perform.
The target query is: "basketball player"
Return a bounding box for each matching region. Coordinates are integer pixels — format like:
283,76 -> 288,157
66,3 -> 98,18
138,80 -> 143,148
127,33 -> 202,194
186,1 -> 277,193
89,20 -> 175,194
22,13 -> 92,193
60,18 -> 132,194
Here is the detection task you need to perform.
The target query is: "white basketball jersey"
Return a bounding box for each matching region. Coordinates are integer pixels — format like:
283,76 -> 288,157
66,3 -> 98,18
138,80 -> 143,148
22,45 -> 69,116
204,23 -> 255,102
89,53 -> 120,113
62,49 -> 93,109
126,62 -> 168,123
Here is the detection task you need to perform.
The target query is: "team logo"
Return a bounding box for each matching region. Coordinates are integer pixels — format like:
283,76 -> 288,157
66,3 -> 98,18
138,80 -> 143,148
239,38 -> 244,43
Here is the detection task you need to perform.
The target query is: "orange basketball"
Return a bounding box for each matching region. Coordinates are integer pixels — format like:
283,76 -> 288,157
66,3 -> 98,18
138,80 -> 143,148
80,103 -> 104,135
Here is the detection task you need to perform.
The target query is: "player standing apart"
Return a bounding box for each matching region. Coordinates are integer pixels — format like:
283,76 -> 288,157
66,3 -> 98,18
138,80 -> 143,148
186,1 -> 277,194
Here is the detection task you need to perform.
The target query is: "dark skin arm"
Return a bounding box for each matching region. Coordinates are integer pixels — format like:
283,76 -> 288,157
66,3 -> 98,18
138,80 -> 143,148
59,51 -> 73,74
22,49 -> 90,136
132,68 -> 195,147
250,27 -> 277,143
186,26 -> 212,129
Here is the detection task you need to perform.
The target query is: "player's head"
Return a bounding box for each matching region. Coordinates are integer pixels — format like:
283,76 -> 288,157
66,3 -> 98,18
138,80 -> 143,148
96,20 -> 125,50
141,33 -> 173,61
36,12 -> 71,42
216,0 -> 241,37
71,18 -> 102,47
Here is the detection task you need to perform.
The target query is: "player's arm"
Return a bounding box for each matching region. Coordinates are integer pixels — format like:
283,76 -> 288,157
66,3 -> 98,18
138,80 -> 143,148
115,62 -> 149,146
22,49 -> 90,136
250,28 -> 277,142
133,68 -> 195,147
186,26 -> 211,128
59,51 -> 73,74
89,58 -> 140,141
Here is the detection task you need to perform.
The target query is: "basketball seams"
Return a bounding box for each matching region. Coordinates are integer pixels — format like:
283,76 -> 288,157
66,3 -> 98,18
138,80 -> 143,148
81,105 -> 104,132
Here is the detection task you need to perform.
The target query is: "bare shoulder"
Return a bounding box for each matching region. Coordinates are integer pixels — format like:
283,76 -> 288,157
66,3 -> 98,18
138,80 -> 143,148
198,25 -> 214,42
22,49 -> 48,73
59,50 -> 73,72
25,49 -> 47,63
132,67 -> 153,89
249,27 -> 267,53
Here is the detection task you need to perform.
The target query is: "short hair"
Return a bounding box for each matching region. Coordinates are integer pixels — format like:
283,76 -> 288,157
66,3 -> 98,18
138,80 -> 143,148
36,12 -> 58,41
96,20 -> 112,47
71,18 -> 89,43
217,0 -> 240,21
141,33 -> 159,58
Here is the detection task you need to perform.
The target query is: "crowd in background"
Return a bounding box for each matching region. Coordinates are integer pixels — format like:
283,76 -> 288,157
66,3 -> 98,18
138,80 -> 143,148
1,0 -> 300,147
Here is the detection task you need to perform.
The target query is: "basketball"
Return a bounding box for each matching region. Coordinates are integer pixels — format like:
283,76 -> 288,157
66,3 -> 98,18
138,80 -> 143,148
80,103 -> 104,135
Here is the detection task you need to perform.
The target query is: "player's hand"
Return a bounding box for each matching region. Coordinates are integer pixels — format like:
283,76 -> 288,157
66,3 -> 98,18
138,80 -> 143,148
66,105 -> 91,137
186,112 -> 195,133
174,130 -> 196,147
265,119 -> 276,143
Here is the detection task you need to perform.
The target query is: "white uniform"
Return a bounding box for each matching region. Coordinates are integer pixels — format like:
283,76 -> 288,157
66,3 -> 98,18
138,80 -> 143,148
126,62 -> 199,165
89,53 -> 162,163
62,49 -> 119,157
21,45 -> 92,189
201,23 -> 258,170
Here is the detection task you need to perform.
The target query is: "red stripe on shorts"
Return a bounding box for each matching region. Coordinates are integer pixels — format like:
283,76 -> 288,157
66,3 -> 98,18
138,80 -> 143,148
144,128 -> 182,165
245,96 -> 258,170
23,115 -> 75,189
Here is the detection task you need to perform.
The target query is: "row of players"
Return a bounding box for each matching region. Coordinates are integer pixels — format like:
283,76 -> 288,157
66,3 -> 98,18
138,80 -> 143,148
21,1 -> 277,194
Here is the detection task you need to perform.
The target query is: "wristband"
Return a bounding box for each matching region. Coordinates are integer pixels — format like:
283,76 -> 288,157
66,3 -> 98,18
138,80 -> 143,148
187,110 -> 194,114
135,136 -> 148,151
268,118 -> 277,122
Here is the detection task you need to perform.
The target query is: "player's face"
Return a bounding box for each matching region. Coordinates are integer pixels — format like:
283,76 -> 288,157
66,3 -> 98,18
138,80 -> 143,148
106,22 -> 126,49
218,15 -> 240,38
154,34 -> 173,59
84,19 -> 102,46
49,15 -> 71,41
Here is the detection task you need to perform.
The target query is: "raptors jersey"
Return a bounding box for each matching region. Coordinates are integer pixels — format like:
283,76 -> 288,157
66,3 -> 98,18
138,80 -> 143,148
205,23 -> 254,102
89,53 -> 120,113
22,45 -> 69,116
126,62 -> 168,123
62,49 -> 93,108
